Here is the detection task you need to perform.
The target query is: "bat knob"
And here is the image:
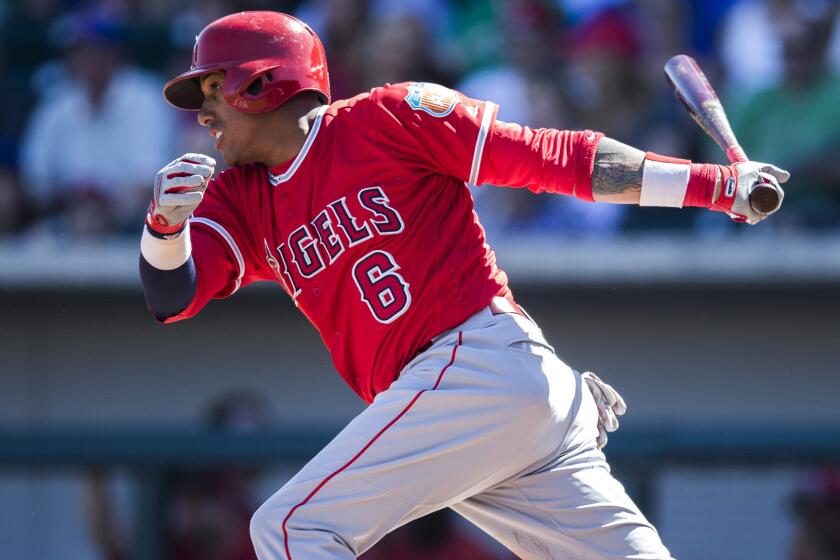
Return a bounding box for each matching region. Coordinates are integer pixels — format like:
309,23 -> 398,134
750,182 -> 782,214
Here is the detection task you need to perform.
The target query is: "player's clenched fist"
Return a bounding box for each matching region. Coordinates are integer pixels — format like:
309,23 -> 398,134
146,153 -> 216,236
715,161 -> 790,225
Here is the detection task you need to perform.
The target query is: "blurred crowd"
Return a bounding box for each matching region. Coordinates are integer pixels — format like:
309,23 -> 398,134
2,0 -> 840,243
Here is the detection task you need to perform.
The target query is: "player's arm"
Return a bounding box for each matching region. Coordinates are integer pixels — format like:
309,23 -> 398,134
370,84 -> 788,224
483,121 -> 789,225
140,226 -> 237,322
140,154 -> 241,322
589,137 -> 789,224
590,138 -> 646,204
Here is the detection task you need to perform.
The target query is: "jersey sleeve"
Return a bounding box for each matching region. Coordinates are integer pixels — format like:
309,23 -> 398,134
368,82 -> 496,185
159,168 -> 269,323
368,82 -> 603,200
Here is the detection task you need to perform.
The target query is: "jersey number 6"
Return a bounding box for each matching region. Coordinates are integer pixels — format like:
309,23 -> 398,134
352,250 -> 412,324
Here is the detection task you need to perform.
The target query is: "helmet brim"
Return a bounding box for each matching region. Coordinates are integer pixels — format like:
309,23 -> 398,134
163,67 -> 217,111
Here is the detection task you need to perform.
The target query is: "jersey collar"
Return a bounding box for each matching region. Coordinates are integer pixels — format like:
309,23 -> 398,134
267,105 -> 328,186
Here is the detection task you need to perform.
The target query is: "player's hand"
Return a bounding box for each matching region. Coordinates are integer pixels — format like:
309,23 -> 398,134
714,161 -> 789,225
580,371 -> 627,449
146,153 -> 216,235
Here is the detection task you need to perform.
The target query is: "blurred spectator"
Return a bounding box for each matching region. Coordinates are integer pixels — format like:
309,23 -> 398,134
86,391 -> 272,560
788,469 -> 840,560
558,0 -> 700,231
726,0 -> 840,229
721,0 -> 840,98
164,1 -> 235,163
295,0 -> 369,100
562,6 -> 646,143
19,6 -> 175,237
686,0 -> 738,58
720,0 -> 786,97
458,0 -> 564,129
459,1 -> 631,239
369,0 -> 454,43
360,12 -> 453,91
457,1 -> 564,239
0,163 -> 33,236
559,0 -> 629,24
0,114 -> 33,235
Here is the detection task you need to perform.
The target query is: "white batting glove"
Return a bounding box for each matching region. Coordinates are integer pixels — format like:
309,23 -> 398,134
713,161 -> 790,225
146,153 -> 216,236
581,371 -> 627,449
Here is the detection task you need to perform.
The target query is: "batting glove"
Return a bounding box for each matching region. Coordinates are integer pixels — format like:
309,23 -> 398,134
146,153 -> 216,236
713,161 -> 790,225
581,370 -> 627,449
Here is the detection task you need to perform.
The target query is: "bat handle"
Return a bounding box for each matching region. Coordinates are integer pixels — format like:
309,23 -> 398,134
723,144 -> 781,214
725,145 -> 747,164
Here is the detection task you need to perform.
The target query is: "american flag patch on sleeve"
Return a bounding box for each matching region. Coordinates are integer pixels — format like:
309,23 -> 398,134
403,82 -> 459,117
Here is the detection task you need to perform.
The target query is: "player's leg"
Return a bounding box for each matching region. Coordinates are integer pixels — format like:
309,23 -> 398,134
452,456 -> 673,559
451,351 -> 673,560
249,308 -> 579,560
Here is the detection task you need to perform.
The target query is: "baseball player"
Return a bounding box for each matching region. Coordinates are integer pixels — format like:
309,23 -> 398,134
140,11 -> 788,560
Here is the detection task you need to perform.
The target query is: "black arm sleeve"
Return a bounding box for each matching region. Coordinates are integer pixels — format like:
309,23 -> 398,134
139,256 -> 198,320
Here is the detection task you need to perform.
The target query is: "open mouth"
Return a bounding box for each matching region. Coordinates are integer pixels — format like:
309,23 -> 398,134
212,129 -> 223,149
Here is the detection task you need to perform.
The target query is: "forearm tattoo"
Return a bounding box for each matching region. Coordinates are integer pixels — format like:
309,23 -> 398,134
591,137 -> 646,197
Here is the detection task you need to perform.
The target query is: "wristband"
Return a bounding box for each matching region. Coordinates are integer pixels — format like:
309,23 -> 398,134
708,164 -> 738,214
683,163 -> 720,208
640,153 -> 691,207
641,152 -> 726,210
141,221 -> 192,270
145,221 -> 186,240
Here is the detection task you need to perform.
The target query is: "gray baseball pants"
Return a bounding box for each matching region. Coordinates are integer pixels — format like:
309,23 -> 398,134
250,305 -> 673,559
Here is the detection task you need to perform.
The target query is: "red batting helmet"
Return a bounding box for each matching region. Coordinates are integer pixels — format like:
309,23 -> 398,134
163,11 -> 330,113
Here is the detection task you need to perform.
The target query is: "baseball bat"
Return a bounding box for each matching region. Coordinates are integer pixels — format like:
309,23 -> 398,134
663,54 -> 780,214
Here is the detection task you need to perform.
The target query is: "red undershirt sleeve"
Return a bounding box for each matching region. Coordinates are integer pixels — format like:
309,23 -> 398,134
478,121 -> 603,201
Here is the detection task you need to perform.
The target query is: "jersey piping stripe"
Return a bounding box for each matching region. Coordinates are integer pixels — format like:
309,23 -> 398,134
468,101 -> 496,188
268,105 -> 329,186
281,331 -> 464,560
190,217 -> 245,294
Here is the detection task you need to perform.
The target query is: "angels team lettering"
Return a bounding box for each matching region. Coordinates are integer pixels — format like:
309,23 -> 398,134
264,186 -> 411,322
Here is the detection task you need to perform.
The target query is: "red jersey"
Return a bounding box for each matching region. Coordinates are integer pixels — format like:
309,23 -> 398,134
164,82 -> 601,403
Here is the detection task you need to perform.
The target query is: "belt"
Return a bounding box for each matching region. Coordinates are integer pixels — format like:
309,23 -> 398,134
413,297 -> 528,358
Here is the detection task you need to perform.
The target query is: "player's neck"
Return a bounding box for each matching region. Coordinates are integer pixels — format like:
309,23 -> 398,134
262,96 -> 325,169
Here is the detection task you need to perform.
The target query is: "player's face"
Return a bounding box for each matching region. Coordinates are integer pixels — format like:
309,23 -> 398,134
197,72 -> 266,166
